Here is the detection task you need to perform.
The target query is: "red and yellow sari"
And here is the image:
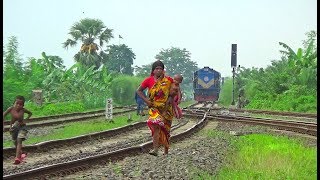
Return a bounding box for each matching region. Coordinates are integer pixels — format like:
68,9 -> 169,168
147,76 -> 174,150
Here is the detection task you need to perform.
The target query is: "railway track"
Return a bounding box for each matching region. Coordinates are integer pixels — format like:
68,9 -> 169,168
4,102 -> 314,133
184,109 -> 317,136
3,106 -> 317,180
3,114 -> 202,179
185,102 -> 317,119
3,105 -> 135,126
3,106 -> 136,132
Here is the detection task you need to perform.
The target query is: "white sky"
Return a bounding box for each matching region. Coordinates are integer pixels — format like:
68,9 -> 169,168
3,0 -> 317,77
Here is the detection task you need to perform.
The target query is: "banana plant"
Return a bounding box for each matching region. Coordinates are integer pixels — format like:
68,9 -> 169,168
279,40 -> 317,87
279,39 -> 317,73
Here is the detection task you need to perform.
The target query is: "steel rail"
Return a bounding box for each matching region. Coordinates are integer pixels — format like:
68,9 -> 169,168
192,106 -> 317,118
3,105 -> 136,126
3,109 -> 136,132
205,115 -> 317,136
3,121 -> 146,158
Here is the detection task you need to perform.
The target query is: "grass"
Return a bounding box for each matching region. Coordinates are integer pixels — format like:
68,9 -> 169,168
3,113 -> 143,147
192,132 -> 317,180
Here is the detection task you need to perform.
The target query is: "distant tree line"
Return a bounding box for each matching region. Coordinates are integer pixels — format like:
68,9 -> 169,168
3,18 -> 198,112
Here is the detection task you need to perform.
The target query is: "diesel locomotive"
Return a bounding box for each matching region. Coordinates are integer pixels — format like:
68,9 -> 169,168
193,67 -> 221,102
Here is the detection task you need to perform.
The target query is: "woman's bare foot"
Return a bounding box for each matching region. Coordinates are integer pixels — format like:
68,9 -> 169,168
148,149 -> 158,156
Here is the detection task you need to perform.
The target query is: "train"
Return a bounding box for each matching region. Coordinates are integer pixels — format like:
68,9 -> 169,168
193,67 -> 221,102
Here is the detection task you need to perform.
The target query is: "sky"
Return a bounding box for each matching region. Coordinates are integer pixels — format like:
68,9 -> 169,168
3,0 -> 317,77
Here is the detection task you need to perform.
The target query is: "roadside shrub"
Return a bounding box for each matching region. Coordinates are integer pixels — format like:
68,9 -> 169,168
219,78 -> 233,106
110,75 -> 144,105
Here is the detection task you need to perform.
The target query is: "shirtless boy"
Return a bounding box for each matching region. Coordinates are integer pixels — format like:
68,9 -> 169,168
3,95 -> 32,164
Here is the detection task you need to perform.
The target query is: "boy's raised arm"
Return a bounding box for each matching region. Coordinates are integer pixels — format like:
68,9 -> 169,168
24,109 -> 32,120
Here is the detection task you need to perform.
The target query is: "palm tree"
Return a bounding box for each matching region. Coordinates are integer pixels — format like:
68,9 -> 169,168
63,18 -> 114,69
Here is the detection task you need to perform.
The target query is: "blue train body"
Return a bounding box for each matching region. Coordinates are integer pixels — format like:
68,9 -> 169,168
193,67 -> 221,102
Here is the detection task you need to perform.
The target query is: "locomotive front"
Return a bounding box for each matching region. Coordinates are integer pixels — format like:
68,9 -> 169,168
193,67 -> 221,102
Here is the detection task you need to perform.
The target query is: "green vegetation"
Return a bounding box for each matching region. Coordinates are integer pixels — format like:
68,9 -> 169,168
191,131 -> 317,180
63,18 -> 114,70
216,134 -> 316,179
110,75 -> 144,105
3,113 -> 142,147
3,18 -> 198,113
24,101 -> 85,117
219,31 -> 317,113
218,77 -> 233,106
3,17 -> 316,118
4,100 -> 125,121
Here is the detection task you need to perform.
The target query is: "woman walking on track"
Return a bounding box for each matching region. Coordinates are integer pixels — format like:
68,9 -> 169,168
136,60 -> 174,156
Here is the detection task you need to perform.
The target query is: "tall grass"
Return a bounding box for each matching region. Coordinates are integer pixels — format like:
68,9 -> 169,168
214,134 -> 317,180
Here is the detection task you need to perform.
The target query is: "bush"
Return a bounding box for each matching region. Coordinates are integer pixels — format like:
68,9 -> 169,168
82,94 -> 111,110
110,75 -> 144,105
245,85 -> 317,113
219,78 -> 233,106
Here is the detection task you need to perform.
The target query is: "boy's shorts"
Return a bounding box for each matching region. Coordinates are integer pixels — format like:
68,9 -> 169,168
10,122 -> 28,141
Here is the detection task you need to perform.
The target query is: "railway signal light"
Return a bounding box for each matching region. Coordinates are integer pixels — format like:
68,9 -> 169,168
231,44 -> 237,68
231,44 -> 237,106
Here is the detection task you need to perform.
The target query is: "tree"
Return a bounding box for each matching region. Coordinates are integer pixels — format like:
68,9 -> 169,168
24,57 -> 46,89
155,47 -> 198,93
231,31 -> 317,112
63,18 -> 113,69
39,52 -> 66,73
279,31 -> 317,88
134,64 -> 152,77
3,36 -> 24,79
302,30 -> 317,51
3,36 -> 28,110
41,63 -> 113,102
105,44 -> 136,75
279,30 -> 317,73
